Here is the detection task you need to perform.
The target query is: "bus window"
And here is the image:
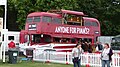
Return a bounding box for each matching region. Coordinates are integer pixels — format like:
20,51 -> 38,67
27,17 -> 33,22
43,35 -> 51,43
33,16 -> 41,22
8,36 -> 14,40
54,37 -> 61,43
91,22 -> 98,27
62,38 -> 70,43
67,21 -> 81,26
24,35 -> 30,43
84,22 -> 91,26
67,15 -> 82,26
32,34 -> 41,43
42,16 -> 52,23
52,18 -> 62,24
84,21 -> 98,27
71,38 -> 76,43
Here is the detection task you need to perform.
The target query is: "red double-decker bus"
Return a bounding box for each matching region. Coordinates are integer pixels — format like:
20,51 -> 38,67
20,10 -> 100,52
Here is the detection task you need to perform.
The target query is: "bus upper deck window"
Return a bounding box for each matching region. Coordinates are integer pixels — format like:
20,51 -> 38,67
91,22 -> 98,27
42,16 -> 52,23
52,18 -> 62,24
27,17 -> 33,22
84,22 -> 91,26
33,17 -> 41,22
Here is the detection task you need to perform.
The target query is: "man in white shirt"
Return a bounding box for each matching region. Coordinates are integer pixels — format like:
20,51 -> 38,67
72,43 -> 84,67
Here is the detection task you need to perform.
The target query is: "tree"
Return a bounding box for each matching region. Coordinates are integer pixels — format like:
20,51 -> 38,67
76,0 -> 120,35
0,0 -> 119,35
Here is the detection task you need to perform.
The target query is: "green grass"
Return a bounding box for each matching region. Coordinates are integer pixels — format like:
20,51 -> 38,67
0,61 -> 85,67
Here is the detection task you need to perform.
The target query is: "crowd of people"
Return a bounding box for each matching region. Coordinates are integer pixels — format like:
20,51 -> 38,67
72,41 -> 113,67
8,39 -> 113,67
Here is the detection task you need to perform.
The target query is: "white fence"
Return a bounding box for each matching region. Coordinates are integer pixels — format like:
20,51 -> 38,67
33,49 -> 120,67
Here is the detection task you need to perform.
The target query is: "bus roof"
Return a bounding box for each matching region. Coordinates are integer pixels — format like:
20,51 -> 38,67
61,10 -> 84,16
28,12 -> 62,18
83,17 -> 99,22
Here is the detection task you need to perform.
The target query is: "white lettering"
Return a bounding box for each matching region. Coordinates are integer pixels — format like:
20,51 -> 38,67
55,26 -> 69,33
84,27 -> 90,34
55,26 -> 90,34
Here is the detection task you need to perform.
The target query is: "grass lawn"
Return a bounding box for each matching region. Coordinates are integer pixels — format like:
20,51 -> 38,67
0,61 -> 85,67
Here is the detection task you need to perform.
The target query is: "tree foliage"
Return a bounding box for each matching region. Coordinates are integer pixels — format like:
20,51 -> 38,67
0,0 -> 120,35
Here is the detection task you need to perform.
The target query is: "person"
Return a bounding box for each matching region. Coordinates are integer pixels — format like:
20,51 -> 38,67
101,43 -> 113,67
82,41 -> 92,53
72,43 -> 84,67
82,41 -> 89,52
95,41 -> 103,51
88,42 -> 93,53
8,39 -> 16,49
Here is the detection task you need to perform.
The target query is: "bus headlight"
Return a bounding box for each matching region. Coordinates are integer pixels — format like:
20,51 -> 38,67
95,31 -> 99,34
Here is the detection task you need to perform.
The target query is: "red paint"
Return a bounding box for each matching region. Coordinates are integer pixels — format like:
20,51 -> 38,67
8,41 -> 16,48
19,10 -> 101,52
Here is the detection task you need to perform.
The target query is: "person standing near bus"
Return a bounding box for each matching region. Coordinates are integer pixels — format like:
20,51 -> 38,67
82,41 -> 92,53
101,43 -> 113,67
72,43 -> 84,67
88,42 -> 93,53
95,41 -> 103,51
